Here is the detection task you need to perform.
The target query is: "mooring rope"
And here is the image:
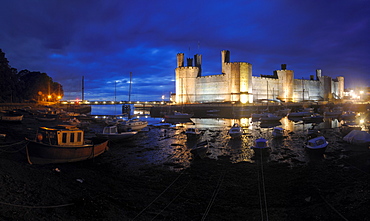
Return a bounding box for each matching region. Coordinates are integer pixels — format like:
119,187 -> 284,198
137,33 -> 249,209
257,149 -> 269,221
151,178 -> 192,221
132,169 -> 186,221
201,170 -> 226,221
0,201 -> 74,209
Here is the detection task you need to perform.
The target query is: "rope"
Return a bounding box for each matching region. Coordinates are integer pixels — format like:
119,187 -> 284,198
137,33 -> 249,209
0,140 -> 28,152
256,148 -> 269,221
151,178 -> 192,221
201,170 -> 225,221
132,170 -> 185,221
0,201 -> 74,209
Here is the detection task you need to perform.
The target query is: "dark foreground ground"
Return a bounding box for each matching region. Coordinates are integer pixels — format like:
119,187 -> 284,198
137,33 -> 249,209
0,116 -> 369,220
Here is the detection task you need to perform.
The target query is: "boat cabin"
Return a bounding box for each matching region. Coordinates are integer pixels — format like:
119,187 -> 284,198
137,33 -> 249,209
36,125 -> 84,146
103,126 -> 119,134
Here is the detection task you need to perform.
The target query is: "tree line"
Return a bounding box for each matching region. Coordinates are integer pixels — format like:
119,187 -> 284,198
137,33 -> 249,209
0,49 -> 63,103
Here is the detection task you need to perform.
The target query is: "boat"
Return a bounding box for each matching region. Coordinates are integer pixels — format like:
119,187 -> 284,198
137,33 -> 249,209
252,138 -> 269,149
306,136 -> 328,150
340,111 -> 357,120
251,138 -> 269,156
25,125 -> 109,164
340,123 -> 362,136
36,114 -> 57,122
302,113 -> 324,123
228,123 -> 243,138
343,130 -> 370,146
272,127 -> 284,138
185,128 -> 202,139
190,140 -> 209,159
96,125 -> 138,140
118,118 -> 148,131
260,113 -> 281,121
164,111 -> 194,119
0,111 -> 23,122
288,108 -> 313,118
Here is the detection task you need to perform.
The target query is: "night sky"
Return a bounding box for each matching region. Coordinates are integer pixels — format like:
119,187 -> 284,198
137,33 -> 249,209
1,0 -> 369,101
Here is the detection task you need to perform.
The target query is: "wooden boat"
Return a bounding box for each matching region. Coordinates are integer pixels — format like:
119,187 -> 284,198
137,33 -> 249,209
185,128 -> 202,139
306,136 -> 328,150
272,127 -> 284,138
190,140 -> 209,159
229,123 -> 243,138
96,125 -> 138,140
0,111 -> 23,122
25,125 -> 109,164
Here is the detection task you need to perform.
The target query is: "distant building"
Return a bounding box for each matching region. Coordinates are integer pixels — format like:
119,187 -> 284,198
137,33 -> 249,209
175,50 -> 344,104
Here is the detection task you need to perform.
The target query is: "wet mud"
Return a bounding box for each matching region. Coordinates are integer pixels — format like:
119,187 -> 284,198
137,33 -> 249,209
0,114 -> 369,220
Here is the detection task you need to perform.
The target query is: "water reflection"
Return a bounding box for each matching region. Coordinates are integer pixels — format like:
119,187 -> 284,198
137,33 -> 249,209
105,113 -> 368,171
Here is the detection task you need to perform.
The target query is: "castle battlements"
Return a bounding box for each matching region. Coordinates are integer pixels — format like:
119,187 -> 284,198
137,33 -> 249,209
175,50 -> 344,104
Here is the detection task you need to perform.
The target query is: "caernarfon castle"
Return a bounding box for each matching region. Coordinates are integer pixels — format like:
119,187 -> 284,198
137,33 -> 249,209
175,50 -> 344,104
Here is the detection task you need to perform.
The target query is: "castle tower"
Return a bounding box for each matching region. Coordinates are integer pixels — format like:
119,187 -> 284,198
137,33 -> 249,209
175,53 -> 200,104
276,64 -> 294,102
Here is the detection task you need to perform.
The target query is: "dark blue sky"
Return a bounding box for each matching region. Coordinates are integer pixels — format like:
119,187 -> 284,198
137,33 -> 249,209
1,0 -> 369,101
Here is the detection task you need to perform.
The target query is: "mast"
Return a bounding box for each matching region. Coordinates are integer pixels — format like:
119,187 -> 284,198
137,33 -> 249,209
128,72 -> 132,102
82,76 -> 84,101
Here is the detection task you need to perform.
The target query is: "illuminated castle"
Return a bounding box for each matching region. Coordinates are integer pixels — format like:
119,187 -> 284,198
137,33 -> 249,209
175,50 -> 344,104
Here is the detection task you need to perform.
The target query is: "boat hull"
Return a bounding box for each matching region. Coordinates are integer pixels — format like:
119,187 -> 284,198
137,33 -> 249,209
96,131 -> 137,140
26,140 -> 109,164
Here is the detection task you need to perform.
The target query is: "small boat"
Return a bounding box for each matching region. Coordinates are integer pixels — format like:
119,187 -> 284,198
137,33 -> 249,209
36,114 -> 57,122
252,138 -> 269,149
302,113 -> 324,123
306,136 -> 328,150
288,108 -> 313,118
341,111 -> 357,120
185,128 -> 202,139
118,118 -> 148,131
164,111 -> 194,119
25,125 -> 109,164
343,130 -> 370,146
251,138 -> 269,156
96,125 -> 138,140
190,140 -> 209,159
272,127 -> 284,138
229,123 -> 243,138
260,113 -> 281,121
0,111 -> 23,122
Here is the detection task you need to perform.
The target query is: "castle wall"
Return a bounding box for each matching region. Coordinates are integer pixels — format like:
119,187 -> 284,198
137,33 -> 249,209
251,77 -> 280,101
175,50 -> 344,104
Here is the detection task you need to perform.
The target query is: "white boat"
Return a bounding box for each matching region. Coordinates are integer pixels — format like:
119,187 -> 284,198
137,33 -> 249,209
272,127 -> 284,138
185,128 -> 202,139
306,136 -> 328,150
228,123 -> 243,138
190,140 -> 209,159
252,138 -> 269,149
96,125 -> 138,140
164,111 -> 194,119
118,118 -> 148,131
343,130 -> 370,146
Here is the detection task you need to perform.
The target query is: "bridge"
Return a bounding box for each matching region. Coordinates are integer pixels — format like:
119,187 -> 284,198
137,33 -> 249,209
60,100 -> 171,106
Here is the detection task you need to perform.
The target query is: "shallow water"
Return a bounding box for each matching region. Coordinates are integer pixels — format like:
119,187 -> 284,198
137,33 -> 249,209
98,115 -> 369,171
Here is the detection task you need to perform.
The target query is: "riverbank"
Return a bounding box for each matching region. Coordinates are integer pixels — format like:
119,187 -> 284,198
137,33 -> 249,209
0,112 -> 369,220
